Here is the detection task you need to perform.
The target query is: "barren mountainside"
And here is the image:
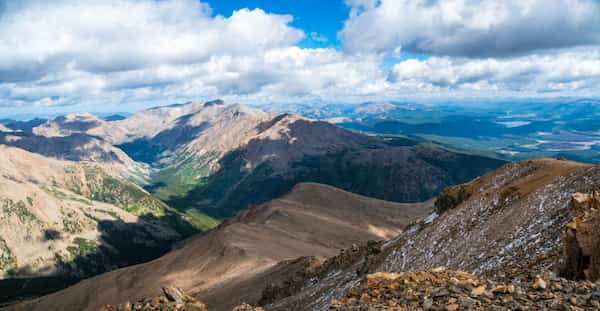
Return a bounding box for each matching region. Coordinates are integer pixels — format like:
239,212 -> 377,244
0,146 -> 203,305
258,159 -> 600,310
30,101 -> 505,220
7,183 -> 433,311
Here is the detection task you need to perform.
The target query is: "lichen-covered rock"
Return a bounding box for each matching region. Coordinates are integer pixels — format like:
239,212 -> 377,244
562,191 -> 600,281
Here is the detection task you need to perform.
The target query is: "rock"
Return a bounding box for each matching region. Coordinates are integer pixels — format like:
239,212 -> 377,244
422,298 -> 433,309
532,277 -> 547,290
491,284 -> 515,294
434,183 -> 474,214
163,286 -> 186,304
329,269 -> 600,310
562,192 -> 600,281
471,285 -> 486,296
102,286 -> 207,311
231,303 -> 265,311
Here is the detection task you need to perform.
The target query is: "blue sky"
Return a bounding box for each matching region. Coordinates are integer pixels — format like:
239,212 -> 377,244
0,0 -> 600,116
209,0 -> 349,48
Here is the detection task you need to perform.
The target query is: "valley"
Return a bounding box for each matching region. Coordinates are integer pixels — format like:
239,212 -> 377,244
0,100 -> 504,307
3,1 -> 600,310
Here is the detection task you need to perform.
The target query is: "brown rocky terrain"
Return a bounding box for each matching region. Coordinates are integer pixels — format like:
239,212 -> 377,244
101,286 -> 208,311
6,154 -> 599,311
0,131 -> 145,178
330,268 -> 600,310
252,158 -> 600,310
7,183 -> 432,311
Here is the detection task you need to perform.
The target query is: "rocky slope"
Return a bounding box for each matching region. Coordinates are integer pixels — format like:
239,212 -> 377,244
331,268 -> 600,310
248,158 -> 600,310
0,146 -> 202,304
7,183 -> 433,311
0,131 -> 144,179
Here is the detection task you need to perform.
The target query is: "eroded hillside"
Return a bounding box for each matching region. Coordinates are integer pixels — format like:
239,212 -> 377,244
7,183 -> 432,311
0,146 -> 204,304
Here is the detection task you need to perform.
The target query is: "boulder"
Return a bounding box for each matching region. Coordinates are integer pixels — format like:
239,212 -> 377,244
562,192 -> 600,281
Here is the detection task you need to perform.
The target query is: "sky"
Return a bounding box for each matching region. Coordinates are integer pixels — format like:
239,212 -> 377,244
1,0 -> 600,116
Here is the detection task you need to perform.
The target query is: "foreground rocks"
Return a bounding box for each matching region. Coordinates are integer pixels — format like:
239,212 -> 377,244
101,286 -> 265,311
101,286 -> 207,311
331,268 -> 600,310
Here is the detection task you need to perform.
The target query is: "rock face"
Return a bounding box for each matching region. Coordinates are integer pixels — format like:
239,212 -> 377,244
331,269 -> 600,310
563,191 -> 600,281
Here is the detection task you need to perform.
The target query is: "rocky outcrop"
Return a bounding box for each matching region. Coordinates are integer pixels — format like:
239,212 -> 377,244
331,268 -> 600,310
563,191 -> 600,281
100,286 -> 267,311
433,181 -> 475,214
101,286 -> 208,311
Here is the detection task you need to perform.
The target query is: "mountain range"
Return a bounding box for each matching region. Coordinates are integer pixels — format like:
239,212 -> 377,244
9,156 -> 600,310
261,99 -> 600,163
0,100 -> 504,306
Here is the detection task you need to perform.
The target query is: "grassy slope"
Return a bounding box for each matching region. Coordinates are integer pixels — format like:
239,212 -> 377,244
78,165 -> 218,233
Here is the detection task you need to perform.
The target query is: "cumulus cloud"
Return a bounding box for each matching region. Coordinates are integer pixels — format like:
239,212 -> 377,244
340,0 -> 600,57
1,0 -> 600,113
0,0 -> 387,109
0,46 -> 384,108
388,48 -> 600,94
0,0 -> 304,82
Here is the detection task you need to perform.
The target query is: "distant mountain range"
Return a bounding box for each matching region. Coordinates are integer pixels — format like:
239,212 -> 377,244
0,100 -> 504,305
259,99 -> 600,163
21,100 -> 503,220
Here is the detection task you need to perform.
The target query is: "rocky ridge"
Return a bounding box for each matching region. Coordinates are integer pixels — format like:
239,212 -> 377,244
257,158 -> 600,310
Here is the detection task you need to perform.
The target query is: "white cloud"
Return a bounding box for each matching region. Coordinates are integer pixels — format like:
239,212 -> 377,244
0,0 -> 304,82
310,32 -> 329,43
340,0 -> 600,57
388,48 -> 600,95
0,46 -> 384,108
1,0 -> 600,114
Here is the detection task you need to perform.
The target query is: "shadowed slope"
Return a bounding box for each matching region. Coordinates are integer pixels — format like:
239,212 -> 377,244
9,183 -> 432,311
261,158 -> 599,310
